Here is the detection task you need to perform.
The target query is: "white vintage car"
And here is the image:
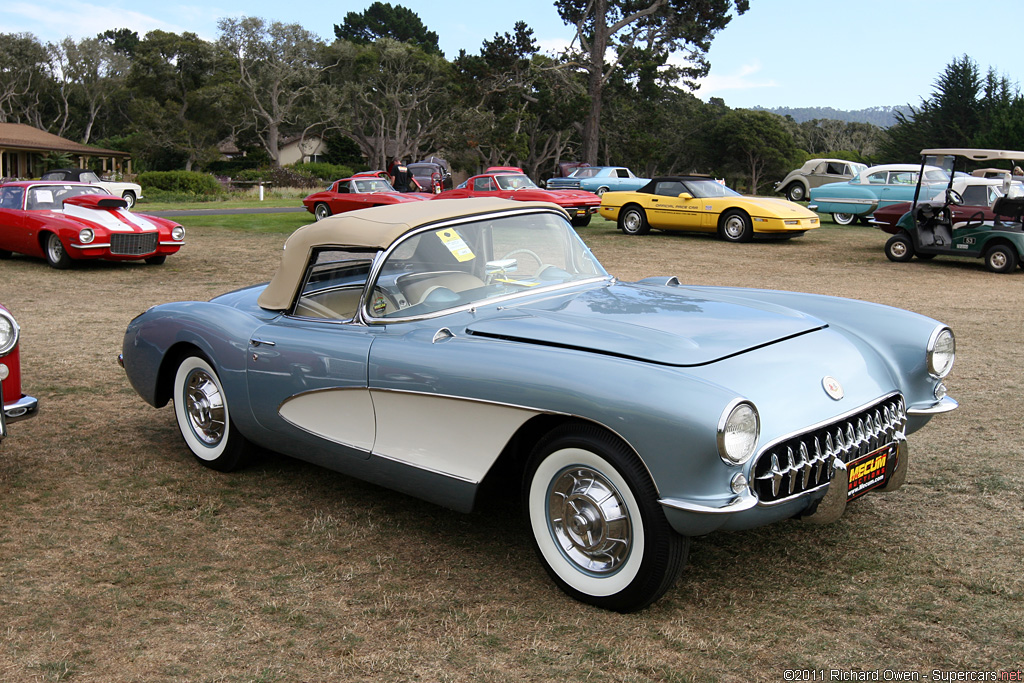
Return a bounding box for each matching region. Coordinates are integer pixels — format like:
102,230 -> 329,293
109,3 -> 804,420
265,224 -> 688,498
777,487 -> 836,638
40,168 -> 144,209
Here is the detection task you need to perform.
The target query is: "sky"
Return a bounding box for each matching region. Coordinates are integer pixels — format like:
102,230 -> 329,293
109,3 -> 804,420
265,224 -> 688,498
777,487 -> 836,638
2,0 -> 1019,111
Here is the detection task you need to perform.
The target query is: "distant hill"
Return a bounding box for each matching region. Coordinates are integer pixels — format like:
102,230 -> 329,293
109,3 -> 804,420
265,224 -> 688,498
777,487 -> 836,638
750,106 -> 911,128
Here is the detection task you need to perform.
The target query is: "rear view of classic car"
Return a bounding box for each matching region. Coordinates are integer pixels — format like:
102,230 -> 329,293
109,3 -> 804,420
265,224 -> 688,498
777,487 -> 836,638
1,304 -> 38,442
120,198 -> 957,612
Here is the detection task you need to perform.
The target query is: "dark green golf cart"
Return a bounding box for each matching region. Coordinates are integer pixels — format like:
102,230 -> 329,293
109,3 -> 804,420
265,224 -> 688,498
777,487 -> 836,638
883,148 -> 1024,273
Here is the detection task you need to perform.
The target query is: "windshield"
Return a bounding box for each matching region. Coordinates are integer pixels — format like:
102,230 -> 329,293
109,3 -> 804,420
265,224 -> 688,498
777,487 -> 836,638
369,211 -> 607,319
494,174 -> 539,190
684,179 -> 742,198
353,178 -> 396,193
27,184 -> 106,210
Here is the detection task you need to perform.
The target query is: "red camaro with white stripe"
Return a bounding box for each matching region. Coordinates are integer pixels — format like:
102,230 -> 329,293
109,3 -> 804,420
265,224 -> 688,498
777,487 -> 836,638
0,181 -> 184,269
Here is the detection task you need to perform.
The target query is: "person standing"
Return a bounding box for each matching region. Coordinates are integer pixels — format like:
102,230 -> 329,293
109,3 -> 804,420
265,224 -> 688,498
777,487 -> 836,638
389,158 -> 411,192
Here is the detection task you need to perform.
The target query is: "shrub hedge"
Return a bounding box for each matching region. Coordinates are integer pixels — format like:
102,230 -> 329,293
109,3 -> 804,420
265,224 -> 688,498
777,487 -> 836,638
137,170 -> 224,195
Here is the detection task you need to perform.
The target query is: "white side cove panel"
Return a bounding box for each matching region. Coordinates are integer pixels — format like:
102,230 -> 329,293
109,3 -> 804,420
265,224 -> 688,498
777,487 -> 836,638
370,391 -> 541,483
278,388 -> 376,452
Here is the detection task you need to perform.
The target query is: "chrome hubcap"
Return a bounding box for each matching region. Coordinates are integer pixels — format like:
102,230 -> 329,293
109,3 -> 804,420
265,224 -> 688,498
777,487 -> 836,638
725,217 -> 744,238
991,252 -> 1007,268
624,212 -> 640,232
184,369 -> 225,446
48,236 -> 63,261
547,466 -> 631,574
891,242 -> 907,258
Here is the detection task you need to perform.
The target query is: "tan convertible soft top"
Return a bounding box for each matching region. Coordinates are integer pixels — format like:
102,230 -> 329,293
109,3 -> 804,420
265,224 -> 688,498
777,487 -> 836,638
258,197 -> 564,311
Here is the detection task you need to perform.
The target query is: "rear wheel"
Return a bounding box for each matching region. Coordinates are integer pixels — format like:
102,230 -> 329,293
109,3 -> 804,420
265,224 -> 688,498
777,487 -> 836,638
173,355 -> 250,472
122,191 -> 137,209
314,203 -> 331,221
619,206 -> 650,235
524,424 -> 688,612
718,209 -> 753,242
985,244 -> 1018,274
832,212 -> 857,226
596,186 -> 610,196
784,183 -> 806,202
884,234 -> 914,262
0,249 -> 11,259
44,232 -> 73,269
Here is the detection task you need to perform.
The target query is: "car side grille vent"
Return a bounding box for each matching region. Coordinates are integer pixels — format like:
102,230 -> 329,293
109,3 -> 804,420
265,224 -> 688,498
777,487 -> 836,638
110,232 -> 158,256
752,395 -> 906,504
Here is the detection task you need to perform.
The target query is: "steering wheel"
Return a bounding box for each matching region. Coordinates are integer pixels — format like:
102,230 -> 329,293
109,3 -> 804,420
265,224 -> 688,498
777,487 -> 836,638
501,248 -> 544,267
946,188 -> 964,206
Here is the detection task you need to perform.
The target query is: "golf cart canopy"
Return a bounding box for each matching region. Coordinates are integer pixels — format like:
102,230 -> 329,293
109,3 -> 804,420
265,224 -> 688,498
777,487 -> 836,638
921,149 -> 1024,163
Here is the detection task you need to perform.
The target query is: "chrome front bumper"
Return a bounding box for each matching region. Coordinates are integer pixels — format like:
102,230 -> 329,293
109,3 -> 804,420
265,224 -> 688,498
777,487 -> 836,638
1,381 -> 39,440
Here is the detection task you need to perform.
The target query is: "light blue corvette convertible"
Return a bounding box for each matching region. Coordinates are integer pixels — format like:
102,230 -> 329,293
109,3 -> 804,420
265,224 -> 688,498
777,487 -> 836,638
809,163 -> 950,225
119,198 -> 957,611
546,166 -> 649,195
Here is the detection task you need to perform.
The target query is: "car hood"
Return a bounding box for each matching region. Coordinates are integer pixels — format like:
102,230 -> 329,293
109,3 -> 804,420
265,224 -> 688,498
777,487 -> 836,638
734,196 -> 818,218
465,281 -> 826,366
45,204 -> 162,232
522,189 -> 599,202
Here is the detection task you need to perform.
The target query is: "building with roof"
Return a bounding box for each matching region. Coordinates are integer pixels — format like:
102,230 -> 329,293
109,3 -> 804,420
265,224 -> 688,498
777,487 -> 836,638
0,122 -> 132,180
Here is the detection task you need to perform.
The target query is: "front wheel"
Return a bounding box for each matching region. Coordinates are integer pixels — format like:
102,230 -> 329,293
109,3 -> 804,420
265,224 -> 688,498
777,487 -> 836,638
718,209 -> 753,242
619,206 -> 650,235
524,424 -> 688,612
571,214 -> 592,227
785,183 -> 806,202
884,234 -> 915,262
44,232 -> 73,269
314,203 -> 331,221
145,254 -> 167,265
832,212 -> 857,226
173,355 -> 250,472
985,244 -> 1019,274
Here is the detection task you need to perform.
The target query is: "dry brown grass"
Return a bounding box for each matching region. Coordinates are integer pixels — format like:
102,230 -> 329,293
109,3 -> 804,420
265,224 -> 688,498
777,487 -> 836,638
1,218 -> 1021,682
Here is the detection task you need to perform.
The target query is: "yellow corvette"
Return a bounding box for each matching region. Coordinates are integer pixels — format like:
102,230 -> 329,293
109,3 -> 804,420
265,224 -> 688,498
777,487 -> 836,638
598,176 -> 820,242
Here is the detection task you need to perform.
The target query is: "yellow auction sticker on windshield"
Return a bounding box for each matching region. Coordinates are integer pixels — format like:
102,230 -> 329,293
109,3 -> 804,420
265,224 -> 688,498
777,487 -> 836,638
435,228 -> 475,262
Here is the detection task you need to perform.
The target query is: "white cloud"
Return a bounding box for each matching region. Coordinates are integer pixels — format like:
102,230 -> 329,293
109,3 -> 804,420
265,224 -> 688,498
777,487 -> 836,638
692,61 -> 778,99
2,0 -> 187,43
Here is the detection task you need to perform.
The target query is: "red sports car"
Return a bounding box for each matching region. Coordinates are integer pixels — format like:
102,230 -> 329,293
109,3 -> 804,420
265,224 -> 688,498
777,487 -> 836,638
0,181 -> 184,269
1,303 -> 38,441
435,172 -> 601,226
302,176 -> 432,221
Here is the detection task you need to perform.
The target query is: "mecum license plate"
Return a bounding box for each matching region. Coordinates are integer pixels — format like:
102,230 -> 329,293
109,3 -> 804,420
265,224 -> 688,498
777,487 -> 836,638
846,443 -> 895,501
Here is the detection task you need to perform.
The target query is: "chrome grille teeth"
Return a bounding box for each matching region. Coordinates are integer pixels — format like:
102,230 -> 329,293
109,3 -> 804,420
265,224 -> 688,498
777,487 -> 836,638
751,396 -> 907,503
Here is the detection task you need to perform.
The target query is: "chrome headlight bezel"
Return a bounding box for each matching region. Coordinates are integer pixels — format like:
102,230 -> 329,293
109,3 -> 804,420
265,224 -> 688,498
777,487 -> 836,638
0,309 -> 19,357
79,228 -> 95,244
717,399 -> 760,466
927,326 -> 955,378
171,226 -> 185,241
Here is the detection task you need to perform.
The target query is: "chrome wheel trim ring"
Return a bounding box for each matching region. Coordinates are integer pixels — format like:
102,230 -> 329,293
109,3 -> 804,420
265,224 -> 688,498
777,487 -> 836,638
183,367 -> 226,447
547,464 -> 632,575
834,213 -> 855,225
47,234 -> 64,262
623,210 -> 641,233
890,240 -> 908,258
724,215 -> 745,239
990,251 -> 1008,269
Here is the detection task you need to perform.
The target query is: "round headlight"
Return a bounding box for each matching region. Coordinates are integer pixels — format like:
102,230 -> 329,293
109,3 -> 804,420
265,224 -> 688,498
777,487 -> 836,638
927,327 -> 955,378
0,310 -> 19,356
79,228 -> 95,244
171,226 -> 185,241
718,400 -> 759,465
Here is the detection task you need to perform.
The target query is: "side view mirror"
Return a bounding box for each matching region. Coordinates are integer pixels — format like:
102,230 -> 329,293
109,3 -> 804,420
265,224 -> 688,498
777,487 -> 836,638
677,192 -> 694,200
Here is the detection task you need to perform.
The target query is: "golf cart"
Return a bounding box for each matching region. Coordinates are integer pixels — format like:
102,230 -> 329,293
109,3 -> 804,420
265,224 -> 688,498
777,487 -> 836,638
883,148 -> 1024,273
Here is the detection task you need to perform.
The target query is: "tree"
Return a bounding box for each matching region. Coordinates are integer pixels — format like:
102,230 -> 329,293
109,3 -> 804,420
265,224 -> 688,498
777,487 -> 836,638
334,3 -> 441,55
707,109 -> 798,193
219,17 -> 327,165
321,38 -> 454,170
49,37 -> 129,143
555,0 -> 748,164
0,33 -> 54,128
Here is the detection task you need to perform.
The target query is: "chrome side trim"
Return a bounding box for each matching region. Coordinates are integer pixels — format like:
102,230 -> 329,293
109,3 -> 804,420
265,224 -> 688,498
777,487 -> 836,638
659,491 -> 758,515
907,396 -> 958,415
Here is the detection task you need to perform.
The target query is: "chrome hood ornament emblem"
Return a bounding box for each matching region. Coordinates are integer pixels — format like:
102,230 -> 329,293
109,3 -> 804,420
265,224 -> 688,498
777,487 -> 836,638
822,376 -> 844,400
